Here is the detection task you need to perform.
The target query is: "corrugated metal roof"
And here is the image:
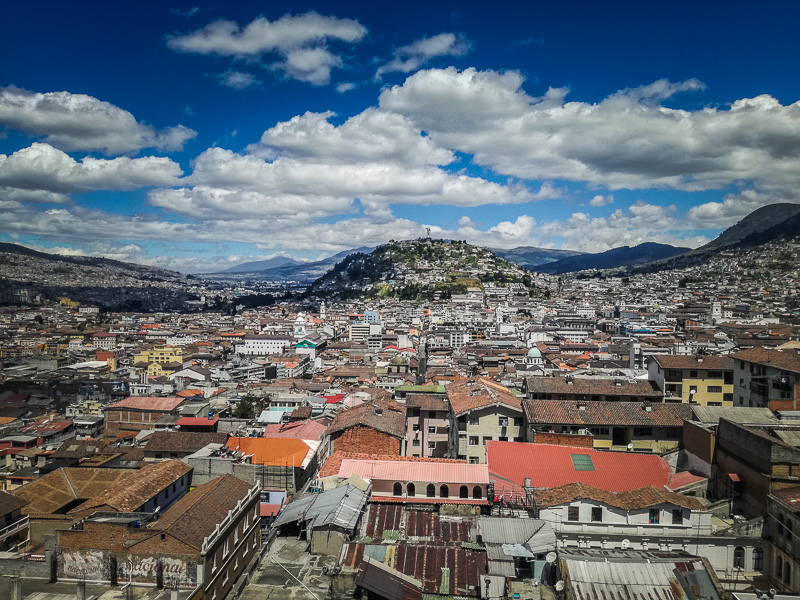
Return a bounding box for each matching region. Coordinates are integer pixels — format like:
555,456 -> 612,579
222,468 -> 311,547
338,459 -> 490,484
272,484 -> 368,531
559,550 -> 724,600
775,429 -> 800,446
691,406 -> 779,425
487,441 -> 672,492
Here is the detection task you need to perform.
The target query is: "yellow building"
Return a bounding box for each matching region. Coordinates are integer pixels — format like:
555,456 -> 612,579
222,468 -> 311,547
133,345 -> 188,365
648,355 -> 734,407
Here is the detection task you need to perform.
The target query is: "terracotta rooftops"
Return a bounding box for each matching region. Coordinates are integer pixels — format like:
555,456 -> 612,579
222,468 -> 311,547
143,431 -> 229,453
153,474 -> 254,551
533,481 -> 704,511
524,377 -> 662,398
107,396 -> 186,412
319,451 -> 464,478
68,460 -> 193,517
325,399 -> 407,439
523,399 -> 690,427
733,347 -> 800,374
447,377 -> 521,416
651,355 -> 734,371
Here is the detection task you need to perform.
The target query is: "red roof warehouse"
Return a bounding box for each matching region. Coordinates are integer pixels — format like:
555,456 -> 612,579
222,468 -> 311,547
486,441 -> 673,495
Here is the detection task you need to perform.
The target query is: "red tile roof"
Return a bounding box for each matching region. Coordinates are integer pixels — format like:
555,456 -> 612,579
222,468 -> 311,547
107,396 -> 186,412
523,399 -> 690,427
486,441 -> 673,493
447,377 -> 521,415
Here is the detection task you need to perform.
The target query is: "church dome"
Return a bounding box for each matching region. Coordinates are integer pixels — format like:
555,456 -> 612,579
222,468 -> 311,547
527,347 -> 542,358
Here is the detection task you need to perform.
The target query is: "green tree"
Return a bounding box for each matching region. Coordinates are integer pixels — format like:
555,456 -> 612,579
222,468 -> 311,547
233,395 -> 258,419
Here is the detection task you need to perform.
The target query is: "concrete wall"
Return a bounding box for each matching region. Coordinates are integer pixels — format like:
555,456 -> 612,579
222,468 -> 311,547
310,528 -> 348,556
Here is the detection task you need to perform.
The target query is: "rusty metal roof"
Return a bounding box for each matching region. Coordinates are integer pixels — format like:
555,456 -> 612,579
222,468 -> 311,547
559,549 -> 724,600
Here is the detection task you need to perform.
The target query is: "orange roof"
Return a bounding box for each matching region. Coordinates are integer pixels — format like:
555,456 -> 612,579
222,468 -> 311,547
177,389 -> 203,398
225,437 -> 309,467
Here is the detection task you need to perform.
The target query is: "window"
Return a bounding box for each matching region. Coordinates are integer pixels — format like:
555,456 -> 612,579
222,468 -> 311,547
649,509 -> 659,524
634,427 -> 653,437
733,547 -> 744,569
469,415 -> 479,426
482,436 -> 493,445
393,482 -> 402,496
412,439 -> 420,446
469,436 -> 479,445
473,486 -> 482,499
689,370 -> 698,378
426,484 -> 435,498
407,483 -> 415,497
568,506 -> 579,521
591,507 -> 602,522
212,553 -> 218,572
753,547 -> 764,571
707,385 -> 722,393
499,417 -> 509,427
514,417 -> 523,427
672,509 -> 683,524
776,556 -> 783,579
412,423 -> 420,431
590,427 -> 609,436
708,371 -> 722,379
460,485 -> 469,499
499,437 -> 508,442
468,457 -> 479,464
428,426 -> 436,434
427,441 -> 436,449
513,437 -> 523,442
571,454 -> 595,471
440,484 -> 449,498
411,408 -> 420,416
223,538 -> 229,555
785,563 -> 792,586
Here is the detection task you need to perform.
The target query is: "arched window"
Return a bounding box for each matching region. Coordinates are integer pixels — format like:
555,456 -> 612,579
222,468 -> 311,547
776,557 -> 783,579
393,482 -> 402,496
459,485 -> 469,499
753,547 -> 764,571
426,483 -> 435,498
407,482 -> 416,497
440,484 -> 449,498
733,547 -> 745,569
473,486 -> 483,500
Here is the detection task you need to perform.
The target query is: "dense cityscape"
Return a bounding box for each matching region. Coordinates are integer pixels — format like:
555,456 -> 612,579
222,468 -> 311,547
5,2 -> 800,599
0,221 -> 797,599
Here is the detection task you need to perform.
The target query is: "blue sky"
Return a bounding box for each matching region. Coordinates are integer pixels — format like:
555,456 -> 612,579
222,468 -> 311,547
2,1 -> 800,272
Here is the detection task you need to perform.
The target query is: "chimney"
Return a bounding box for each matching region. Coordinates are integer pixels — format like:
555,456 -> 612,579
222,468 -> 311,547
642,402 -> 652,412
375,408 -> 383,416
697,357 -> 703,363
524,477 -> 532,488
577,401 -> 587,411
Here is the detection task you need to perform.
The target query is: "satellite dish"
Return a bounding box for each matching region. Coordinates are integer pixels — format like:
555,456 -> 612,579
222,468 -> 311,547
626,443 -> 633,451
546,552 -> 557,563
555,581 -> 565,591
621,539 -> 630,549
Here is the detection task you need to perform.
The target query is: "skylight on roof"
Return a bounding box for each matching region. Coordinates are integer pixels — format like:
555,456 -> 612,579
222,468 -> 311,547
571,454 -> 595,471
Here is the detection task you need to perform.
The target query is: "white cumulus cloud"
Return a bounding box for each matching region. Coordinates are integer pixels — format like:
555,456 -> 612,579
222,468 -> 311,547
375,33 -> 472,79
167,12 -> 368,85
0,143 -> 184,194
0,86 -> 196,154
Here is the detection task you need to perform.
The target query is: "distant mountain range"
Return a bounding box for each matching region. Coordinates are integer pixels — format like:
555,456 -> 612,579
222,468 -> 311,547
491,246 -> 584,269
531,242 -> 691,274
222,255 -> 305,273
209,247 -> 375,282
